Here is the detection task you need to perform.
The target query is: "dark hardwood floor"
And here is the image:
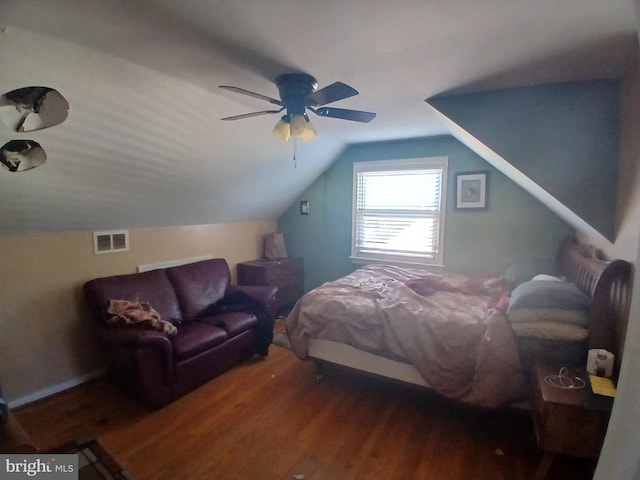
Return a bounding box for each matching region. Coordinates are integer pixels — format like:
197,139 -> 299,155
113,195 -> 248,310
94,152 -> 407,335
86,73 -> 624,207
13,338 -> 596,480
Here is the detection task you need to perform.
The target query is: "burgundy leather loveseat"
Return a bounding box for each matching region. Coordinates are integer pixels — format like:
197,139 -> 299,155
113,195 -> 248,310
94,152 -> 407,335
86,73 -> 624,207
83,258 -> 277,409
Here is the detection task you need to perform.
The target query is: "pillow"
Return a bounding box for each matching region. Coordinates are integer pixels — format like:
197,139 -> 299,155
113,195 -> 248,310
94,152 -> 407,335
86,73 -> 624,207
531,274 -> 565,282
103,299 -> 177,335
511,321 -> 588,342
507,280 -> 590,312
504,257 -> 557,287
507,308 -> 588,327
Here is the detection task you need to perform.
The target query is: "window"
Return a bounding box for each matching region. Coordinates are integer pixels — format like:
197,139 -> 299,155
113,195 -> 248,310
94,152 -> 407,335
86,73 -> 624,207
351,157 -> 448,266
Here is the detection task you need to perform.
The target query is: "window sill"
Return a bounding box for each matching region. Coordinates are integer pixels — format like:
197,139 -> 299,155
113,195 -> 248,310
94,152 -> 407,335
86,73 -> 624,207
350,256 -> 444,269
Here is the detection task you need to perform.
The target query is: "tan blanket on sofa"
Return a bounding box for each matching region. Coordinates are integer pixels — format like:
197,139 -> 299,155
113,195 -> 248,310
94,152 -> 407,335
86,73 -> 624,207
104,299 -> 177,335
285,264 -> 526,408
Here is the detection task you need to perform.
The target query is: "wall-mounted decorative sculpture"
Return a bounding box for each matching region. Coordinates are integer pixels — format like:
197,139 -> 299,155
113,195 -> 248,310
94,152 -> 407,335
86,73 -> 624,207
1,86 -> 69,132
0,140 -> 46,172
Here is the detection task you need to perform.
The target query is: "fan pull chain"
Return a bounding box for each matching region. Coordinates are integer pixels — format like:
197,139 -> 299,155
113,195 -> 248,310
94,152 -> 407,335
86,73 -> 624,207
293,138 -> 298,168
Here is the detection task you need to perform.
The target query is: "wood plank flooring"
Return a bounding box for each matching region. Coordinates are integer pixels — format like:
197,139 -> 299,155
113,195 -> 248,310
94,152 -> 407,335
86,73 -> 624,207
13,342 -> 596,480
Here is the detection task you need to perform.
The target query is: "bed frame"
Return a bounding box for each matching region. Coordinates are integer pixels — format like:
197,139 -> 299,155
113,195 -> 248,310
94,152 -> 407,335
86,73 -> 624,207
556,237 -> 631,376
308,236 -> 632,386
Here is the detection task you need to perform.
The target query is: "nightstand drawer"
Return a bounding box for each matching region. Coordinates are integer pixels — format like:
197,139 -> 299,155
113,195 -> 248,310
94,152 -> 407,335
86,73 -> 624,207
268,274 -> 303,290
237,257 -> 304,312
263,261 -> 302,282
275,284 -> 304,309
237,257 -> 302,283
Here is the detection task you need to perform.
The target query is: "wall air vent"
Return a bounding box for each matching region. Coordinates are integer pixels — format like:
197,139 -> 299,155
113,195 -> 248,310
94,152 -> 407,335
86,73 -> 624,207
93,230 -> 129,255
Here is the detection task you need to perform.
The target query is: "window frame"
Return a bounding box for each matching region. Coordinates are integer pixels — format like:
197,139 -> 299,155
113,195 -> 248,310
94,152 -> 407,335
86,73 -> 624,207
350,156 -> 448,267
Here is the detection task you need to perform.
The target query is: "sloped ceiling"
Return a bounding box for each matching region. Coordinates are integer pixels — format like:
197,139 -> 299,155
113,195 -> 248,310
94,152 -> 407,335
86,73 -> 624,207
0,0 -> 637,234
427,80 -> 621,242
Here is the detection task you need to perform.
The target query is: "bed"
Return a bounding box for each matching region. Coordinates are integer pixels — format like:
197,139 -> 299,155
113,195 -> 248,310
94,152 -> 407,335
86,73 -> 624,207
284,237 -> 631,408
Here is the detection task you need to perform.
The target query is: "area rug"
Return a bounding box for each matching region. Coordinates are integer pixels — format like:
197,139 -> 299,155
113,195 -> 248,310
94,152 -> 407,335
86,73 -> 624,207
272,332 -> 292,350
48,438 -> 132,480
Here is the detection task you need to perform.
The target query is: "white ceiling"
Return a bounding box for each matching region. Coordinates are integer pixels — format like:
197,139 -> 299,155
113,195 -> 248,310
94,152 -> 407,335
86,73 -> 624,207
0,0 -> 637,234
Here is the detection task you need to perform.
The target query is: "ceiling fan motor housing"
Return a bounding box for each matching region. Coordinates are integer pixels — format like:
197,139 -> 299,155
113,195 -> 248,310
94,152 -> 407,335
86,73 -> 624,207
220,74 -> 375,125
276,74 -> 318,116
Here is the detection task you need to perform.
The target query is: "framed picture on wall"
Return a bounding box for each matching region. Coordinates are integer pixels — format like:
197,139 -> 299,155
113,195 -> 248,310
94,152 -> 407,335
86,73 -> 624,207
455,171 -> 488,209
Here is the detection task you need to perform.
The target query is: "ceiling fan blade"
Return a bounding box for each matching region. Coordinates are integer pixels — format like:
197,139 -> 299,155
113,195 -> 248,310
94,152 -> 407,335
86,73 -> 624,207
219,85 -> 283,106
221,108 -> 283,121
305,82 -> 359,107
312,107 -> 376,123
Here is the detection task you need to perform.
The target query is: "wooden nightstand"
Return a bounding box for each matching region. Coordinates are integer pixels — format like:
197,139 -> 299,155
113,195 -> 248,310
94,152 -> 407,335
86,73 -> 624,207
530,363 -> 612,480
237,257 -> 304,314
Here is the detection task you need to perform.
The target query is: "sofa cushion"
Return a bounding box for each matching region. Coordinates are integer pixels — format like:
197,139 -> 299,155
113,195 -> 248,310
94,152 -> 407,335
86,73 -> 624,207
166,259 -> 231,322
199,311 -> 258,338
84,269 -> 183,325
170,322 -> 228,361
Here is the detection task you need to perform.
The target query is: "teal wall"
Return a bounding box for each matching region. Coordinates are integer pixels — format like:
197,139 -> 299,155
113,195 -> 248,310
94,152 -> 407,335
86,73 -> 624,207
428,80 -> 620,240
278,135 -> 574,291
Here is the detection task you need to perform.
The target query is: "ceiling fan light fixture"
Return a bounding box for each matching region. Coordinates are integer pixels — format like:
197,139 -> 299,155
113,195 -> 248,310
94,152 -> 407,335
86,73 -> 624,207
290,113 -> 317,142
297,118 -> 317,142
289,114 -> 307,137
272,115 -> 291,141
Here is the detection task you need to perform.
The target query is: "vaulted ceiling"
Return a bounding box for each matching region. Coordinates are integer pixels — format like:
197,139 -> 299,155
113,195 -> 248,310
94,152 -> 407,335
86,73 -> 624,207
0,0 -> 637,234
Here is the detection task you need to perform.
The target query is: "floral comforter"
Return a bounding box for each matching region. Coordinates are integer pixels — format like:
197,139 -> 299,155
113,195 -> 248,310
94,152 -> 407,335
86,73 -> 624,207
285,264 -> 526,408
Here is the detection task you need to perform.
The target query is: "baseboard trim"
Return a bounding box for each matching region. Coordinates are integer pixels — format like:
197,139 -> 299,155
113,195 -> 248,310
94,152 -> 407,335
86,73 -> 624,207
8,369 -> 105,409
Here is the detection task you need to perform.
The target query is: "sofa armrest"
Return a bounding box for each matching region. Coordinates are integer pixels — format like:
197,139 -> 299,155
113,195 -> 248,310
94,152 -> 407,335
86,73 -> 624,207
97,326 -> 174,381
226,285 -> 278,317
99,325 -> 172,348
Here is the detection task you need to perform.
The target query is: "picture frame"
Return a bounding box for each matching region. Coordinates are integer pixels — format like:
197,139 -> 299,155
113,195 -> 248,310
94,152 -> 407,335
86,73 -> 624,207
455,171 -> 488,210
300,200 -> 310,215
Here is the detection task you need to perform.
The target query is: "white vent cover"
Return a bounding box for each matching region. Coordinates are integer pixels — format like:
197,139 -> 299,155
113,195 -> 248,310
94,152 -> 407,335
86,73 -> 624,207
93,230 -> 129,255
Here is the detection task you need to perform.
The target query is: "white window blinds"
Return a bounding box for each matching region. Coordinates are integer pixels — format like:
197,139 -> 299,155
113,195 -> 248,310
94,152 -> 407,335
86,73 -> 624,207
351,157 -> 448,265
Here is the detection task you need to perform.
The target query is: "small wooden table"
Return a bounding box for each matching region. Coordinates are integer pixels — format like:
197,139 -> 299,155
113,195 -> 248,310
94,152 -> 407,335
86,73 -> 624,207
530,363 -> 612,480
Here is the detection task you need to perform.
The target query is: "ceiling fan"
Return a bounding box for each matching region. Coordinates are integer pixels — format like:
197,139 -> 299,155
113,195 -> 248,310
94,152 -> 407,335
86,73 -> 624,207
219,74 -> 376,141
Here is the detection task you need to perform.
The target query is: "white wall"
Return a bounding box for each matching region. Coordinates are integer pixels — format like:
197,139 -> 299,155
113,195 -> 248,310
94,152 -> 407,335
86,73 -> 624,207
589,63 -> 640,480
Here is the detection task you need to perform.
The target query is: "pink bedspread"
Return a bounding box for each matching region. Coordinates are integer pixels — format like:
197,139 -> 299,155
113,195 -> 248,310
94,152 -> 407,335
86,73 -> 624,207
285,264 -> 526,408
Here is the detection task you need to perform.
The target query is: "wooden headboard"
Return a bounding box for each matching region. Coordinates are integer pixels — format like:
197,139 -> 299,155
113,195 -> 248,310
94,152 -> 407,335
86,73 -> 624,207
556,237 -> 632,375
